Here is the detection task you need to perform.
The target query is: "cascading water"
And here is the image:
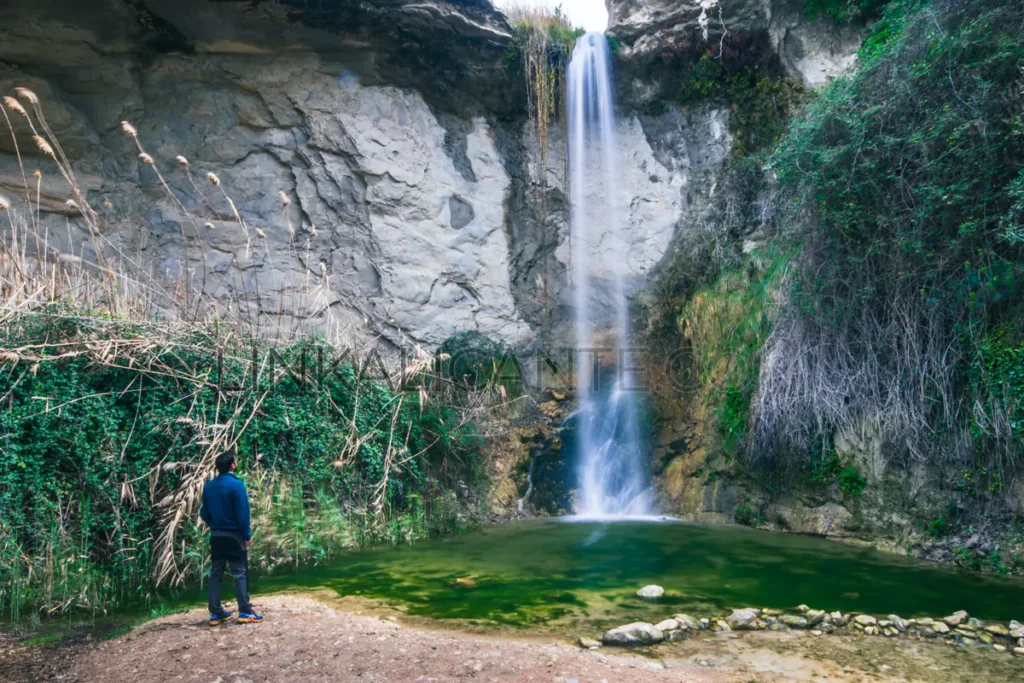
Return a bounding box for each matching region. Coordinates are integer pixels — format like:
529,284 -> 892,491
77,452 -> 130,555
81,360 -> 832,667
567,32 -> 652,518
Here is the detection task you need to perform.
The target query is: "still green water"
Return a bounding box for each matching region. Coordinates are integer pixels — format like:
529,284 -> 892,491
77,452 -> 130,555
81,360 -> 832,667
238,518 -> 1024,631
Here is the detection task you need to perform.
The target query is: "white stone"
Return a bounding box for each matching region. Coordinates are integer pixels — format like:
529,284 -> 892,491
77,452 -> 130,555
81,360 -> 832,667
636,585 -> 665,598
602,622 -> 665,646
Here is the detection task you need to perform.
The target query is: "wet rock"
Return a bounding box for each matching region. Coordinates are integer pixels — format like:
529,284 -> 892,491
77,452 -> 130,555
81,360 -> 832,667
1009,620 -> 1024,638
795,604 -> 810,613
979,632 -> 994,645
943,610 -> 968,627
883,627 -> 898,637
888,615 -> 907,632
932,622 -> 951,635
968,617 -> 984,629
763,616 -> 778,626
636,585 -> 664,599
781,615 -> 809,629
725,608 -> 761,630
806,610 -> 825,627
854,615 -> 877,627
768,623 -> 788,632
664,629 -> 688,643
864,626 -> 877,636
710,619 -> 732,632
820,623 -> 835,634
672,614 -> 698,630
602,622 -> 664,646
984,623 -> 1010,637
654,619 -> 679,632
761,608 -> 783,617
994,643 -> 1007,652
698,618 -> 710,630
830,611 -> 846,626
577,637 -> 602,650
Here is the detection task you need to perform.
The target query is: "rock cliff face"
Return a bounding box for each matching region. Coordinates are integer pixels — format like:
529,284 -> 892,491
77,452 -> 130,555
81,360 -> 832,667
0,0 -> 739,355
608,0 -> 863,100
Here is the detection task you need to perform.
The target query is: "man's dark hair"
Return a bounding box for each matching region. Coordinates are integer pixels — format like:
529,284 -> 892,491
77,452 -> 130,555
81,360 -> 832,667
215,452 -> 236,474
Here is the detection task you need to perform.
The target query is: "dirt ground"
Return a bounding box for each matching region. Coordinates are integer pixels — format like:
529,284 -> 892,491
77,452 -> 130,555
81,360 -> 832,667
4,594 -> 1024,683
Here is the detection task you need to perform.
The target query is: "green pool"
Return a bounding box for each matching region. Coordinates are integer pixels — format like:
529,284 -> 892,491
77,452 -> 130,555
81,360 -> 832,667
239,518 -> 1024,632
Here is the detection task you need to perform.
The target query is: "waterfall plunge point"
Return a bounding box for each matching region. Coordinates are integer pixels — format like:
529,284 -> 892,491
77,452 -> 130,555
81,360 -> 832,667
567,32 -> 653,519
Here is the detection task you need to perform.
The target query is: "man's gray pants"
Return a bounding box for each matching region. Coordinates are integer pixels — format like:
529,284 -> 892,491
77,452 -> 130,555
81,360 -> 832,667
208,532 -> 252,615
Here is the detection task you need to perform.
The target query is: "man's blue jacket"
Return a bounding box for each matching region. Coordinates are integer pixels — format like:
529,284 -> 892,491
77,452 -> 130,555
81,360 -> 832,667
199,472 -> 251,540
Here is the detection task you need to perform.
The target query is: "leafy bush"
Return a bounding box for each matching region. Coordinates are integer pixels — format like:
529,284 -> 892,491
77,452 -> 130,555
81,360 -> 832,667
437,331 -> 522,392
0,315 -> 484,619
734,503 -> 759,526
755,0 -> 1024,472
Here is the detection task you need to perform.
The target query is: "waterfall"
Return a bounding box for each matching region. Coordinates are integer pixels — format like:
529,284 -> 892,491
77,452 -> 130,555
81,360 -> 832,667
567,32 -> 652,518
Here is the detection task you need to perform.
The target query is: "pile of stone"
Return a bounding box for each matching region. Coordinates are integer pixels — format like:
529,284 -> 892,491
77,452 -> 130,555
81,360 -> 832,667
591,597 -> 1024,657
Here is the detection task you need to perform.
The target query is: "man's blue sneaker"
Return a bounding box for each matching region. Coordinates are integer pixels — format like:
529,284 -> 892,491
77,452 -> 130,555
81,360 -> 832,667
237,611 -> 263,624
210,611 -> 234,626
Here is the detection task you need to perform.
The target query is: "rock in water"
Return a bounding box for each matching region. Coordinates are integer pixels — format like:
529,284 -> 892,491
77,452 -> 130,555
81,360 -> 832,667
601,622 -> 665,646
636,585 -> 664,598
725,608 -> 761,630
943,610 -> 968,627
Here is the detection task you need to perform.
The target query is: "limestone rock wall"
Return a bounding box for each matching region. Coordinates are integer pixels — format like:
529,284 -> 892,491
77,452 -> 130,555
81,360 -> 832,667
0,0 -> 740,356
608,0 -> 863,102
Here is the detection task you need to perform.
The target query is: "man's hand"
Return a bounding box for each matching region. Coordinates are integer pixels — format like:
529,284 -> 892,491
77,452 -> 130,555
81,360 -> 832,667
245,539 -> 252,548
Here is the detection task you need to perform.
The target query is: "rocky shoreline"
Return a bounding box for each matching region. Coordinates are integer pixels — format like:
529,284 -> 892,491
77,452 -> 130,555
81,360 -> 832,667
583,586 -> 1024,658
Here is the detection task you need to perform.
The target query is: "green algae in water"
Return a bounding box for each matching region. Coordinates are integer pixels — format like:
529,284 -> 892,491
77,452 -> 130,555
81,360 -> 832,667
239,519 -> 1024,631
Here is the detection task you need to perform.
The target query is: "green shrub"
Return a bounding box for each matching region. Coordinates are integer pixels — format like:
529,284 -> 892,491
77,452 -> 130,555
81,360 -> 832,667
757,0 -> 1024,469
0,315 -> 484,619
734,503 -> 759,526
838,467 -> 867,498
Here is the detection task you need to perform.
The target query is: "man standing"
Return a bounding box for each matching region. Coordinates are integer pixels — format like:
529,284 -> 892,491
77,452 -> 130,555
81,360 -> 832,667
199,451 -> 263,625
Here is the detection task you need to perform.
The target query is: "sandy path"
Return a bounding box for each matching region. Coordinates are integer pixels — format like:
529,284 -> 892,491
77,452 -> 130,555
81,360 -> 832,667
9,594 -> 1023,682
69,596 -> 737,683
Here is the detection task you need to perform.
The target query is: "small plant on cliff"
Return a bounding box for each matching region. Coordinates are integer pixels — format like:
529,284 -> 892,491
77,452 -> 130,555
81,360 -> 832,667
678,54 -> 804,157
838,467 -> 867,498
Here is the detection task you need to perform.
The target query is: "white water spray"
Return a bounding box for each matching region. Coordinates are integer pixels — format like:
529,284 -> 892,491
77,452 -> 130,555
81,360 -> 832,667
567,32 -> 652,518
